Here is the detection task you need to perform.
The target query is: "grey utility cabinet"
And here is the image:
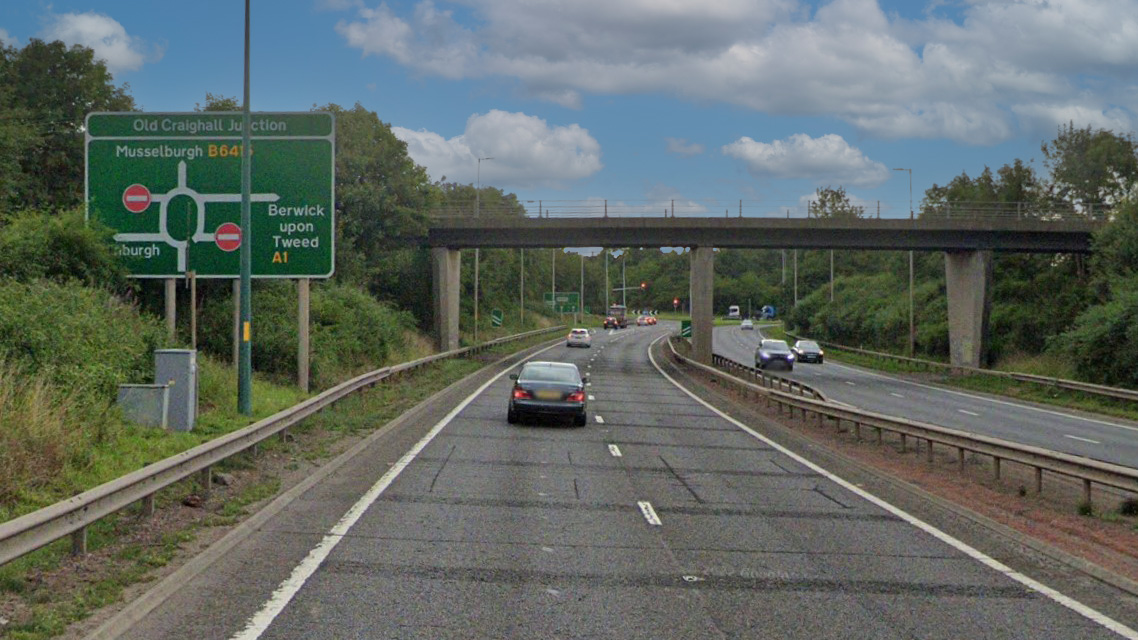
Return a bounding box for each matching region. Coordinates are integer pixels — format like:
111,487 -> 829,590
155,349 -> 197,432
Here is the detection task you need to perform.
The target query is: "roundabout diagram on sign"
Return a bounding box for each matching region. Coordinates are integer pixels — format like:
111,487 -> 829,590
113,161 -> 279,273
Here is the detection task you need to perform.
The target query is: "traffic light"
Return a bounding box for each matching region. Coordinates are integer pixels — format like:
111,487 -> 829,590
640,282 -> 647,290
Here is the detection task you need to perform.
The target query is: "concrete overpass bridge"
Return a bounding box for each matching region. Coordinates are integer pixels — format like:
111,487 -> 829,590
425,212 -> 1101,368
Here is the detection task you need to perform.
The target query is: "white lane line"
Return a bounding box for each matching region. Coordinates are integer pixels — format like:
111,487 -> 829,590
958,409 -> 980,416
890,392 -> 905,398
637,500 -> 662,526
646,336 -> 1138,640
1065,435 -> 1101,445
595,415 -> 605,424
845,381 -> 857,386
588,395 -> 595,401
229,344 -> 562,640
608,444 -> 623,457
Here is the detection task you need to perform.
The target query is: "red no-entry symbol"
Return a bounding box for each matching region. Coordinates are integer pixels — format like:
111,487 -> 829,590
122,184 -> 151,213
215,222 -> 242,252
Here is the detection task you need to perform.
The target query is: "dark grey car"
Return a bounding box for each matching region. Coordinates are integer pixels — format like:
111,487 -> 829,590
792,339 -> 824,364
755,339 -> 795,371
508,361 -> 588,426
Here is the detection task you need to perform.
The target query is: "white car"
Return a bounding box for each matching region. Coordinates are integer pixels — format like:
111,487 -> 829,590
740,319 -> 754,330
566,328 -> 592,348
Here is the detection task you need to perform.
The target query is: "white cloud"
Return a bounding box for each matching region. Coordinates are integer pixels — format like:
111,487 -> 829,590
336,0 -> 1138,145
665,138 -> 704,157
0,28 -> 19,47
39,12 -> 161,73
723,133 -> 889,187
393,110 -> 602,188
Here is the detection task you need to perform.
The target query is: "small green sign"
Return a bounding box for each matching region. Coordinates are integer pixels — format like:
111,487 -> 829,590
543,292 -> 579,313
680,320 -> 692,338
491,309 -> 503,327
85,112 -> 335,279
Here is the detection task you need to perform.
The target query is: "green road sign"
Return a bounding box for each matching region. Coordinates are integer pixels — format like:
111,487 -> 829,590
543,292 -> 579,313
85,112 -> 335,278
491,309 -> 503,327
680,320 -> 692,338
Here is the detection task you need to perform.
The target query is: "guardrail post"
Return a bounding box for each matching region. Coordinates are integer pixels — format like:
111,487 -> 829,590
926,440 -> 934,463
71,527 -> 87,556
958,448 -> 966,470
140,493 -> 155,516
199,466 -> 212,499
899,434 -> 907,453
852,422 -> 860,440
876,427 -> 882,445
1083,479 -> 1092,507
993,457 -> 1002,481
1034,467 -> 1043,494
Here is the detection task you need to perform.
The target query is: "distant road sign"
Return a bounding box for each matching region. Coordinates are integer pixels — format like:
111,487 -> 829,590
86,112 -> 335,279
122,184 -> 151,213
214,222 -> 242,252
680,320 -> 692,338
543,292 -> 579,313
491,309 -> 503,327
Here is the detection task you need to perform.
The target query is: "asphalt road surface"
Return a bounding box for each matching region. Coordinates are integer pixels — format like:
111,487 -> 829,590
106,324 -> 1137,639
714,325 -> 1138,470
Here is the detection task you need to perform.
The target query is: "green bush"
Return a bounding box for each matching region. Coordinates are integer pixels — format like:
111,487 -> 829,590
196,280 -> 416,388
0,208 -> 130,291
0,280 -> 166,397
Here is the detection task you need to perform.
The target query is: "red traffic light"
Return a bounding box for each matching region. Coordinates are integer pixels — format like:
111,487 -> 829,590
673,298 -> 679,305
640,282 -> 647,289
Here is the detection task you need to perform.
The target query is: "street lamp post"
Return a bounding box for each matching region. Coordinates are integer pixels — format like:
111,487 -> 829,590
894,167 -> 914,357
474,156 -> 493,342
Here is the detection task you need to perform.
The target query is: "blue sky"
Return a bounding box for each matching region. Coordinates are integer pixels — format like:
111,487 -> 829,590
3,0 -> 1136,219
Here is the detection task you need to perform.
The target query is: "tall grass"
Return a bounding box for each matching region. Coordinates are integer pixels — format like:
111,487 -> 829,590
0,360 -> 118,517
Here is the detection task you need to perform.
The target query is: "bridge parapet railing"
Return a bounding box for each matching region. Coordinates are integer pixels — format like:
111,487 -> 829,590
427,200 -> 1109,222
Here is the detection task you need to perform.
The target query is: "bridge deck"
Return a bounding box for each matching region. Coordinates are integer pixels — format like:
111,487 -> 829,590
427,216 -> 1100,252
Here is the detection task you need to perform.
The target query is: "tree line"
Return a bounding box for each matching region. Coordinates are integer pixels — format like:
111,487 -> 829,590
5,37 -> 1138,388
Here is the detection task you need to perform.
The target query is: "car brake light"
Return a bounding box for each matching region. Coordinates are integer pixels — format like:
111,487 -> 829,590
513,386 -> 532,399
567,390 -> 585,402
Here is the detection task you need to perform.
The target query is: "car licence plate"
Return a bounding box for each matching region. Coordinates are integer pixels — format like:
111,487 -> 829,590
536,389 -> 562,400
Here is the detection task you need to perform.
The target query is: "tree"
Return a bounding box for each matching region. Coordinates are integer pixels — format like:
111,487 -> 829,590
1042,122 -> 1138,217
195,92 -> 240,112
0,39 -> 135,211
318,103 -> 437,321
808,186 -> 865,219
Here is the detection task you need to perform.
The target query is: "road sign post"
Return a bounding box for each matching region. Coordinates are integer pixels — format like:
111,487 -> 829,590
85,112 -> 335,279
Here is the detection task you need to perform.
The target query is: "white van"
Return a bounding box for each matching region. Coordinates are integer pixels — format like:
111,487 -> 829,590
727,305 -> 741,319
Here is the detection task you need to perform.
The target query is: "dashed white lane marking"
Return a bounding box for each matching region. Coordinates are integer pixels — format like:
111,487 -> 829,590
1065,435 -> 1101,444
595,415 -> 605,424
608,444 -> 622,457
588,395 -> 595,401
228,342 -> 566,640
845,381 -> 856,386
958,409 -> 980,417
637,501 -> 662,526
648,335 -> 1138,640
890,392 -> 905,398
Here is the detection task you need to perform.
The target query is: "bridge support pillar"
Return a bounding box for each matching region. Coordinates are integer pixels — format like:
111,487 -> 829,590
432,248 -> 461,352
690,246 -> 714,364
944,250 -> 992,368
